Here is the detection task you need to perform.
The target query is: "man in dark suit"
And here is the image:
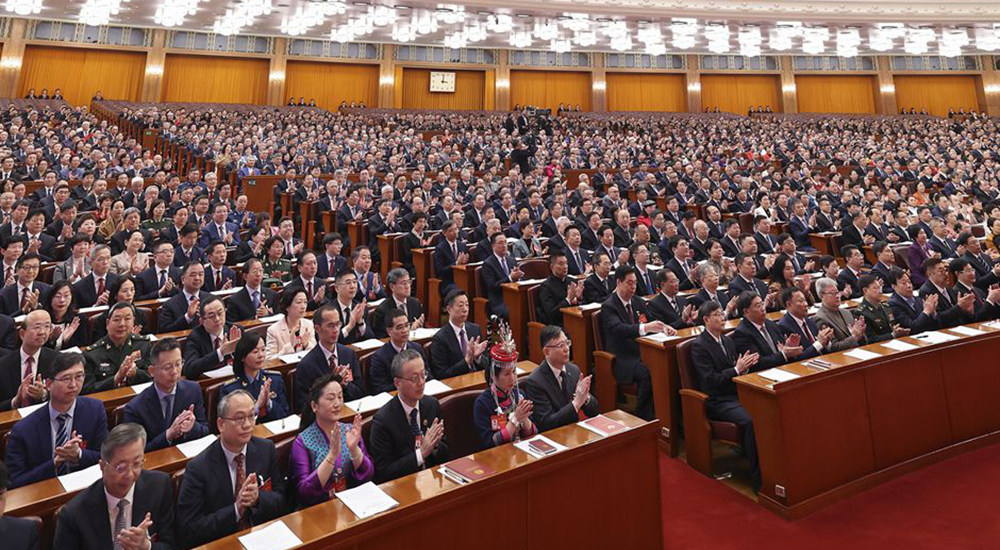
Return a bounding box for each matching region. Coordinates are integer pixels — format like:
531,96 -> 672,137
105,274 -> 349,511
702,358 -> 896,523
776,287 -> 833,360
73,245 -> 118,307
52,423 -> 175,550
956,231 -> 1000,290
293,304 -> 365,412
839,211 -> 871,249
562,226 -> 591,276
182,296 -> 242,380
523,325 -> 599,432
370,349 -> 448,483
788,202 -> 815,251
0,253 -> 50,317
199,203 -> 241,248
730,291 -> 805,371
537,251 -> 584,328
600,266 -> 677,420
432,221 -> 469,298
369,309 -> 428,393
582,251 -> 614,305
202,242 -> 237,293
430,290 -> 489,380
837,245 -> 866,299
135,241 -> 181,301
316,233 -> 348,280
919,257 -> 976,328
370,268 -> 424,339
647,269 -> 695,329
0,462 -> 39,550
173,225 -> 206,267
950,258 -> 1000,322
330,269 -> 374,345
226,259 -> 277,323
0,310 -> 57,411
664,236 -> 696,291
284,251 -> 329,312
870,241 -> 895,289
886,268 -> 939,335
125,338 -> 210,451
729,253 -> 770,299
481,232 -> 524,319
23,209 -> 56,262
688,300 -> 762,491
5,352 -> 108,488
176,390 -> 286,548
157,262 -> 210,333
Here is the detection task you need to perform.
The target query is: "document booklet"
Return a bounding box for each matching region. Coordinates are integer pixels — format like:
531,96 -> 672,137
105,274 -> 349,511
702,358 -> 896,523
336,482 -> 399,520
439,456 -> 497,485
578,415 -> 629,437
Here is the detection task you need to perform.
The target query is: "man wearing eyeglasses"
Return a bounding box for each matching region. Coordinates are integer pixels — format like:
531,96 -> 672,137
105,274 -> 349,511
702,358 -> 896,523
124,338 -> 209,452
177,390 -> 286,548
0,309 -> 56,411
5,352 -> 108,488
369,309 -> 429,394
370,349 -> 448,483
53,423 -> 175,550
182,296 -> 242,380
523,325 -> 599,432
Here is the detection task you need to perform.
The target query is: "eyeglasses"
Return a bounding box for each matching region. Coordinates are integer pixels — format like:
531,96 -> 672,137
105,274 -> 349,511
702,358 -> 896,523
544,340 -> 572,350
54,373 -> 85,384
154,361 -> 183,372
221,413 -> 258,425
203,310 -> 225,320
396,371 -> 427,384
107,458 -> 145,475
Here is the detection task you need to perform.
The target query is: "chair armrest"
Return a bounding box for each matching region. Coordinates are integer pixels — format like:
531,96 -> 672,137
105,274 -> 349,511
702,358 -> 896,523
427,278 -> 442,327
679,388 -> 714,476
527,322 -> 545,364
592,350 -> 617,414
473,297 -> 489,331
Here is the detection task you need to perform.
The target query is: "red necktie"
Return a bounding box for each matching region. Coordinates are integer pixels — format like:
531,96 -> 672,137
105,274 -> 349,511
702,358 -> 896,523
307,281 -> 313,300
23,356 -> 33,380
216,270 -> 222,289
20,287 -> 29,311
97,277 -> 105,297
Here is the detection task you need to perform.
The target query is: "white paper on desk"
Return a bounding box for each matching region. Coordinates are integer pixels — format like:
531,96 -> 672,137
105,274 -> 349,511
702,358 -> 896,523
982,320 -> 1000,330
409,327 -> 439,340
238,520 -> 302,550
203,365 -> 233,379
519,278 -> 546,286
367,298 -> 385,308
911,331 -> 960,345
58,463 -> 102,492
78,305 -> 109,315
515,367 -> 527,375
578,302 -> 601,311
422,379 -> 452,396
17,402 -> 46,418
352,338 -> 384,352
843,348 -> 882,361
345,392 -> 393,414
948,325 -> 986,337
807,305 -> 820,315
60,346 -> 83,354
757,368 -> 801,383
513,435 -> 569,459
131,382 -> 154,395
279,350 -> 308,364
645,332 -> 680,343
263,415 -> 300,435
257,314 -> 283,324
336,481 -> 400,520
176,434 -> 217,458
880,339 -> 919,352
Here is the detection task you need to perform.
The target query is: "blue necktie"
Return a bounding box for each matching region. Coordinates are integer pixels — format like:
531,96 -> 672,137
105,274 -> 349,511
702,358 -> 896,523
55,413 -> 69,474
409,409 -> 420,437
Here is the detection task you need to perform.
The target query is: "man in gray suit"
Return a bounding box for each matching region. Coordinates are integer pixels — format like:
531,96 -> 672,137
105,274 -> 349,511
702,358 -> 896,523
523,325 -> 600,432
812,277 -> 870,351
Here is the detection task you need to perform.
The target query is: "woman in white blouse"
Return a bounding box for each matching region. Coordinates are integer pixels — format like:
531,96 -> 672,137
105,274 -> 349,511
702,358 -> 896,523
265,287 -> 316,360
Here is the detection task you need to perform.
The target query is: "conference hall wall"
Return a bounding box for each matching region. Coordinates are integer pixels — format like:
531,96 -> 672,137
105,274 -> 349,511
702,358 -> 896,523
795,75 -> 878,114
701,74 -> 781,114
161,54 -> 268,104
17,45 -> 145,106
894,75 -> 980,117
397,68 -> 490,110
285,61 -> 378,109
606,73 -> 686,112
510,70 -> 591,112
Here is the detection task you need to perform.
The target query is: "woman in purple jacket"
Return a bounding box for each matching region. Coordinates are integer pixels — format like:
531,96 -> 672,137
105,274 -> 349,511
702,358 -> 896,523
289,373 -> 373,506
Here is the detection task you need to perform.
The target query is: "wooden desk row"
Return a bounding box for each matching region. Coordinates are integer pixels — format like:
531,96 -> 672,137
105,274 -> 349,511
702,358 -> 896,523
4,361 -> 539,522
736,320 -> 1000,518
196,411 -> 662,550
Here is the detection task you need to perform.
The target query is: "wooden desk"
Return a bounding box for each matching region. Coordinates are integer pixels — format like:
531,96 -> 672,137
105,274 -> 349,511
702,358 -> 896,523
809,232 -> 840,257
561,305 -> 599,377
736,321 -> 1000,519
502,280 -> 541,356
194,410 -> 662,550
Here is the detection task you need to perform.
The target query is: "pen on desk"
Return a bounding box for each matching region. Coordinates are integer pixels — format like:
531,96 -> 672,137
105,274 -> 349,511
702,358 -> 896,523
440,469 -> 467,485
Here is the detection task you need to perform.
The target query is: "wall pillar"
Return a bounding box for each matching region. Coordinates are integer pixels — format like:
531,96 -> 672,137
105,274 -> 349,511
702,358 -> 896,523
591,53 -> 606,112
378,44 -> 395,108
980,55 -> 1000,116
140,29 -> 167,102
685,55 -> 701,112
495,50 -> 510,111
779,56 -> 797,113
0,18 -> 28,98
875,55 -> 897,114
266,37 -> 287,106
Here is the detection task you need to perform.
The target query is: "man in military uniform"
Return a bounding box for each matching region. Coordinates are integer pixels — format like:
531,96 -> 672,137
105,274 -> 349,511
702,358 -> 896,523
83,302 -> 152,394
855,274 -> 909,343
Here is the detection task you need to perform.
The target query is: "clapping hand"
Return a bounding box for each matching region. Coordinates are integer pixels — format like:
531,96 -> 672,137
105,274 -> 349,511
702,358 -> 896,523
235,472 -> 259,518
54,431 -> 83,467
167,405 -> 197,441
734,351 -> 759,375
420,418 -> 445,458
116,512 -> 153,550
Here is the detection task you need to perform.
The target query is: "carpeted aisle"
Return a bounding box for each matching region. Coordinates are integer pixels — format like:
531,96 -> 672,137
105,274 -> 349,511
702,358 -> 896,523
660,442 -> 1000,549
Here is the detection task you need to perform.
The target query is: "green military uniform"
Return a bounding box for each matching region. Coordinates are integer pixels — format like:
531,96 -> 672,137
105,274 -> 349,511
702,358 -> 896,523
142,217 -> 172,232
262,257 -> 292,286
82,334 -> 153,395
856,298 -> 894,341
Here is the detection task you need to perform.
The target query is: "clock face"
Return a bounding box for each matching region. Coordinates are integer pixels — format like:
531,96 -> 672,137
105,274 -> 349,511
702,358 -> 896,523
430,71 -> 456,93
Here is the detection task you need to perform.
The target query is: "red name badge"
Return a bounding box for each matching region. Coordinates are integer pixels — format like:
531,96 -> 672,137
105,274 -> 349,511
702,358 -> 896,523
490,414 -> 507,431
260,478 -> 273,492
414,435 -> 422,450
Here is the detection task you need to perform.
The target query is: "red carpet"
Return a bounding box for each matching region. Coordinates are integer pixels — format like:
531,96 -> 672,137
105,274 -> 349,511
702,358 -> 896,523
660,442 -> 1000,549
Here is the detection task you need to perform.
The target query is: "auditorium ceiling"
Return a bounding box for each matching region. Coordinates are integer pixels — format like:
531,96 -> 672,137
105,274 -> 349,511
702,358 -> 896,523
19,0 -> 1000,56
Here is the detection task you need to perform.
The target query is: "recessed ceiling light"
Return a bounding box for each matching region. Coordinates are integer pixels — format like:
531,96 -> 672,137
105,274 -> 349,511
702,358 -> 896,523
515,13 -> 530,18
